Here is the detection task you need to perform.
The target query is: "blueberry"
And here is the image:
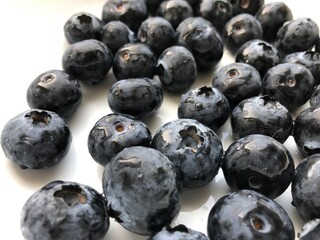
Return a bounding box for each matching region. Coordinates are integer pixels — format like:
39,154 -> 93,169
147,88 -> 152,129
151,118 -> 223,188
108,78 -> 163,119
102,146 -> 181,235
1,109 -> 71,169
291,154 -> 320,221
227,0 -> 264,15
298,218 -> 320,240
310,84 -> 320,107
63,12 -> 103,44
207,189 -> 295,240
178,86 -> 230,131
87,113 -> 152,166
231,95 -> 293,143
262,63 -> 315,111
112,43 -> 157,80
26,69 -> 82,119
20,180 -> 109,240
156,46 -> 197,93
62,39 -> 113,85
222,134 -> 294,199
176,17 -> 224,70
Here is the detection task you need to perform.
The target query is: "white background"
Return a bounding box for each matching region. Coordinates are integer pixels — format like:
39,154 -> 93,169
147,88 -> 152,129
0,0 -> 318,239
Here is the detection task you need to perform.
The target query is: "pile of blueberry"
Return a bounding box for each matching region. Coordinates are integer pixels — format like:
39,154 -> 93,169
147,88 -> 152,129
2,0 -> 320,239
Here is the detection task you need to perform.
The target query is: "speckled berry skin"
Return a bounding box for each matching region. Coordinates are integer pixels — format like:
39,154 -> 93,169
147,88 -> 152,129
149,225 -> 209,240
299,219 -> 320,240
1,109 -> 71,169
151,118 -> 223,188
87,113 -> 152,166
222,134 -> 294,199
310,84 -> 320,107
102,146 -> 181,235
207,189 -> 295,240
291,154 -> 320,222
20,180 -> 109,240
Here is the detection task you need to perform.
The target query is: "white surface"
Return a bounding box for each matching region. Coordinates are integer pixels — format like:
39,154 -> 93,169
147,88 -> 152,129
0,0 -> 318,239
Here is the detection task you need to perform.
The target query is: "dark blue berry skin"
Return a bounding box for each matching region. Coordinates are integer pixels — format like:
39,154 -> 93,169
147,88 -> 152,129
222,134 -> 294,199
108,78 -> 163,119
235,39 -> 280,77
212,62 -> 262,109
293,106 -> 320,157
176,17 -> 224,71
145,0 -> 165,15
20,180 -> 109,240
102,146 -> 182,235
63,12 -> 103,44
231,95 -> 293,143
227,0 -> 264,15
87,113 -> 152,166
262,63 -> 315,111
299,219 -> 320,240
101,0 -> 148,33
156,46 -> 197,93
138,17 -> 175,57
62,39 -> 113,85
255,2 -> 293,42
275,17 -> 320,55
157,0 -> 194,29
1,109 -> 71,169
149,225 -> 209,240
222,13 -> 262,53
291,154 -> 320,221
101,21 -> 135,55
151,118 -> 223,188
26,69 -> 82,119
178,86 -> 230,131
207,189 -> 295,240
310,84 -> 320,107
113,43 -> 157,80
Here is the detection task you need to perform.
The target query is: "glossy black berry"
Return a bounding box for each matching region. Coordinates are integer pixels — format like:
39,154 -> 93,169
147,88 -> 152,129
310,84 -> 320,107
102,146 -> 181,235
156,46 -> 197,93
176,17 -> 224,70
178,86 -> 230,131
21,180 -> 109,240
62,39 -> 113,85
151,118 -> 223,188
291,154 -> 320,221
108,78 -> 163,119
231,95 -> 293,143
149,225 -> 209,240
113,43 -> 157,80
298,218 -> 320,240
207,189 -> 295,240
1,109 -> 71,169
87,113 -> 152,166
26,69 -> 82,119
227,0 -> 264,15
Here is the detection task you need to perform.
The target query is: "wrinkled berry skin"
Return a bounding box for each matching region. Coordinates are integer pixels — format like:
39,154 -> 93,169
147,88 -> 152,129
176,17 -> 223,70
149,225 -> 209,240
108,78 -> 163,119
101,21 -> 135,54
299,218 -> 320,240
62,39 -> 113,85
21,180 -> 109,240
293,106 -> 320,157
255,1 -> 293,42
102,146 -> 181,235
156,46 -> 197,93
310,84 -> 320,107
151,119 -> 223,188
231,95 -> 293,143
235,39 -> 280,77
178,86 -> 230,131
222,13 -> 262,53
113,43 -> 156,80
291,154 -> 320,221
222,134 -> 294,199
101,0 -> 148,33
212,62 -> 262,108
1,109 -> 71,169
207,189 -> 295,240
227,0 -> 264,15
275,17 -> 319,55
262,63 -> 315,111
64,12 -> 103,44
87,113 -> 152,166
26,69 -> 82,119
